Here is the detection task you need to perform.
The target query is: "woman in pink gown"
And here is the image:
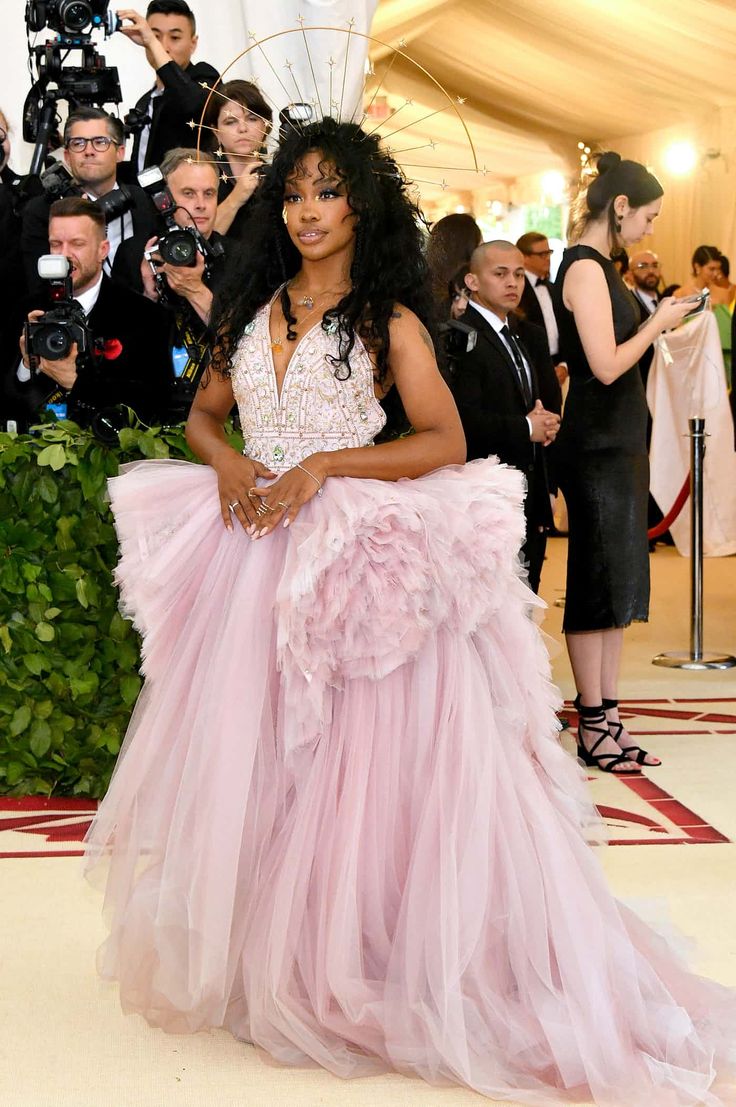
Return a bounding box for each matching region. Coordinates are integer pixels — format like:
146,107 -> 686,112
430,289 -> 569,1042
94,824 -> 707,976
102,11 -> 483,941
85,118 -> 736,1105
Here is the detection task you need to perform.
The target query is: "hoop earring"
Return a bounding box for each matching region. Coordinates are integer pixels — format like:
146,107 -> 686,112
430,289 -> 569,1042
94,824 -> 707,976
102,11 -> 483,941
614,218 -> 622,233
282,207 -> 288,224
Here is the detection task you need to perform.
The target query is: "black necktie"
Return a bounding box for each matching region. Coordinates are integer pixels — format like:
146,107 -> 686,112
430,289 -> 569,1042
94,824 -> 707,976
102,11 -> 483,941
501,325 -> 532,407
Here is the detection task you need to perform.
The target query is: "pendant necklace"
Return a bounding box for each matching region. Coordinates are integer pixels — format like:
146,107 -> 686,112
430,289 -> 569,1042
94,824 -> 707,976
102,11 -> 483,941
270,282 -> 350,353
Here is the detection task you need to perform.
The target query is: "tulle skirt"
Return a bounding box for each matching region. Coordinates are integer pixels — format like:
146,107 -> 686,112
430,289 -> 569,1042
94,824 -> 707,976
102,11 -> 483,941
85,457 -> 736,1106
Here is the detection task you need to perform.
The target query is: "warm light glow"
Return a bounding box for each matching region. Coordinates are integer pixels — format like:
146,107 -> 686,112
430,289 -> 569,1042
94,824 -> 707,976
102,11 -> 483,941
454,205 -> 466,214
541,170 -> 565,204
490,200 -> 504,216
663,141 -> 697,175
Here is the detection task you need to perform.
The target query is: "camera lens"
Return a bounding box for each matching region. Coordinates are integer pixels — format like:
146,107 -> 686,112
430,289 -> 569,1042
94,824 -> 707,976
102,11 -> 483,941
160,230 -> 197,267
39,325 -> 72,360
58,0 -> 94,32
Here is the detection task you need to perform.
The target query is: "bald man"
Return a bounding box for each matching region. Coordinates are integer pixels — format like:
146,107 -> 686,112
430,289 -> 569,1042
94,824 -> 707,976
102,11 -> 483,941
451,240 -> 562,592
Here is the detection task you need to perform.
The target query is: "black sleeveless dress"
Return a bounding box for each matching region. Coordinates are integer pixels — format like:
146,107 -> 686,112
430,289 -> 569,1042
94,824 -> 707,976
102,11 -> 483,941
554,245 -> 649,632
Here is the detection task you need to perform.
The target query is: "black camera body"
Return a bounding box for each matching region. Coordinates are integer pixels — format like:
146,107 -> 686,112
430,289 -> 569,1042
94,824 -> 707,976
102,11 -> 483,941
138,166 -> 224,302
26,0 -> 120,36
24,255 -> 92,363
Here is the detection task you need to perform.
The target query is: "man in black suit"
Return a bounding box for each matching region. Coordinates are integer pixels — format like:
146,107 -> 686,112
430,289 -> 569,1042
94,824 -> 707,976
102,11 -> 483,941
112,148 -> 227,419
118,2 -> 219,174
452,241 -> 561,592
516,231 -> 567,386
6,198 -> 171,431
629,249 -> 661,389
21,109 -> 158,298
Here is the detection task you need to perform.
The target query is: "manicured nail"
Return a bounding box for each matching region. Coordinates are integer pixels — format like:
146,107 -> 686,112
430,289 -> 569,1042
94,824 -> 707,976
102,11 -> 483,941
282,517 -> 290,529
257,528 -> 267,538
246,524 -> 256,535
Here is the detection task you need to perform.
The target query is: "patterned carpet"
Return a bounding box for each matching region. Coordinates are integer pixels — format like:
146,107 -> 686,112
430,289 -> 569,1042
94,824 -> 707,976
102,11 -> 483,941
3,697 -> 733,858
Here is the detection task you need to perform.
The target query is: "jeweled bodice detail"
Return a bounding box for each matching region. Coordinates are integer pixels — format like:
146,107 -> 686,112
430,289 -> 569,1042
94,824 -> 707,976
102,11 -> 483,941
230,293 -> 387,472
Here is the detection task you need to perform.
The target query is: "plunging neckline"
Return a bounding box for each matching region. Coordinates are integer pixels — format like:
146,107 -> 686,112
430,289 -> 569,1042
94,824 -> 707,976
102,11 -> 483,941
268,285 -> 333,405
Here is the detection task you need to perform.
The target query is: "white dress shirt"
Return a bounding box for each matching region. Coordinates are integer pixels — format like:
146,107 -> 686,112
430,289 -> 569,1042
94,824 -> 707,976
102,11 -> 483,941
526,269 -> 560,358
635,289 -> 658,316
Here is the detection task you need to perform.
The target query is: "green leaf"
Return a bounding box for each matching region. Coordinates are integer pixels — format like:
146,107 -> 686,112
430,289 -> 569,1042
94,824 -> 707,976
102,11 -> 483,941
0,626 -> 11,654
37,474 -> 59,504
69,671 -> 99,699
75,578 -> 89,609
120,673 -> 142,706
35,699 -> 54,719
22,653 -> 46,675
29,720 -> 52,759
35,622 -> 55,642
44,607 -> 62,621
10,705 -> 32,736
5,762 -> 27,787
36,444 -> 67,471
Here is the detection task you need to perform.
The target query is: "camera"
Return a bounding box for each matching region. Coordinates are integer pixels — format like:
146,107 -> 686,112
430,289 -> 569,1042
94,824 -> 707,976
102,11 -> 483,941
94,183 -> 134,223
22,0 -> 122,179
24,255 -> 92,363
138,166 -> 224,300
26,0 -> 120,36
279,102 -> 313,143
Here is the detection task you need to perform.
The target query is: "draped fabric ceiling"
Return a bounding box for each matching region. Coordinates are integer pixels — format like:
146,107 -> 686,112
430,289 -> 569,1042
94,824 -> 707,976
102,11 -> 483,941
368,0 -> 736,283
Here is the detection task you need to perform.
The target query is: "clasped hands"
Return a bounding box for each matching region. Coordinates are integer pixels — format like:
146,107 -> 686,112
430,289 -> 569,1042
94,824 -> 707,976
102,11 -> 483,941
528,399 -> 560,446
214,449 -> 327,538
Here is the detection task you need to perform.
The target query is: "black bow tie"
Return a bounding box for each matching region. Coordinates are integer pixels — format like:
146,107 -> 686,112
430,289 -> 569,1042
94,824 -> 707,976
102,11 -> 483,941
535,277 -> 550,288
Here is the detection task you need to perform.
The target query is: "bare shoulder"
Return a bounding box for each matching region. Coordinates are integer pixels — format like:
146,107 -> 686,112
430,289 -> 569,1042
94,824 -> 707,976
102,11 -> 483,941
563,257 -> 609,310
389,303 -> 435,355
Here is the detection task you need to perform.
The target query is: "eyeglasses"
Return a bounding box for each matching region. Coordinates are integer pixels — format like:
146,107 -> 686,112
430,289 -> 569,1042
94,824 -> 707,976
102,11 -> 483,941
65,136 -> 120,152
528,249 -> 553,258
633,262 -> 660,270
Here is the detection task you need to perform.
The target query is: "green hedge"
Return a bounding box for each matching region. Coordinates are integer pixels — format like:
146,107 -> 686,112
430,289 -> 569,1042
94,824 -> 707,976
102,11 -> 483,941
0,418 -> 240,798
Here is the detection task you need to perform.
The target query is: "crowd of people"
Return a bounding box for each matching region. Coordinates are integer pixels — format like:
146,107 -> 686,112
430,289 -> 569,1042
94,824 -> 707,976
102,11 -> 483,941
2,3 -> 736,1102
0,0 -> 271,430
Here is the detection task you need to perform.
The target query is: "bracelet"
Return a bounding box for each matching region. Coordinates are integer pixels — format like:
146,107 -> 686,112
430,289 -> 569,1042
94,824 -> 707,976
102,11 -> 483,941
296,461 -> 324,496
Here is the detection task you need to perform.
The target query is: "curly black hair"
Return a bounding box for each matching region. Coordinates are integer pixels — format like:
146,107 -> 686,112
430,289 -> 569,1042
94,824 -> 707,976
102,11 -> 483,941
210,116 -> 434,387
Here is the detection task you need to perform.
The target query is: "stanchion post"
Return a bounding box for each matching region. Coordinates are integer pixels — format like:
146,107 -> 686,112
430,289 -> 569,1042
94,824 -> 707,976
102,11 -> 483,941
653,417 -> 736,670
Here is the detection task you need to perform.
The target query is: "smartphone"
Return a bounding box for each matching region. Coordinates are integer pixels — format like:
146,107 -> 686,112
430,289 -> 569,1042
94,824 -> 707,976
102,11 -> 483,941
683,290 -> 709,317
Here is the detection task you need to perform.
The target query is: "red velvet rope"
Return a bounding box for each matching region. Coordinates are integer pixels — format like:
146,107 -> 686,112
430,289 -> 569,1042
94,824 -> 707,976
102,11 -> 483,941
647,475 -> 690,539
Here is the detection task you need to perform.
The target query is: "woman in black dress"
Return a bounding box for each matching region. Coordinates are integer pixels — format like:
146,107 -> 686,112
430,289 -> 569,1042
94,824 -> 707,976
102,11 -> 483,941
555,153 -> 695,773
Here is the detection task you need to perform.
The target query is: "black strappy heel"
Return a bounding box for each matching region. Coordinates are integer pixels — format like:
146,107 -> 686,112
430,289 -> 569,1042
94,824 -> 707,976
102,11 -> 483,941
602,698 -> 661,767
574,695 -> 640,774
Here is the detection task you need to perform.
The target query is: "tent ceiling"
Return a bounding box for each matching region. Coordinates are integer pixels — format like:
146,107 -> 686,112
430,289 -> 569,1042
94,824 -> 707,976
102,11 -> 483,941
368,0 -> 736,189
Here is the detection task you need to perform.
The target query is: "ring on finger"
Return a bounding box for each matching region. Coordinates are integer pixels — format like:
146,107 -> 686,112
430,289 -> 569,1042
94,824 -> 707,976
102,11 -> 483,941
228,501 -> 240,511
276,501 -> 290,510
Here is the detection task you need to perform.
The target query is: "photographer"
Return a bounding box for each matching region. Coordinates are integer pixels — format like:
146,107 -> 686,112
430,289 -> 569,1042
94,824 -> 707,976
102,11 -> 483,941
120,1 -> 219,173
6,197 -> 171,431
0,109 -> 26,386
112,149 -> 226,417
21,109 -> 157,297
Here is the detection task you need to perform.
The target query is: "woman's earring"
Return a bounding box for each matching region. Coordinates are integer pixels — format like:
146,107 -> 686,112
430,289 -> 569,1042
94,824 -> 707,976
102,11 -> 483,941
614,211 -> 623,233
282,207 -> 288,224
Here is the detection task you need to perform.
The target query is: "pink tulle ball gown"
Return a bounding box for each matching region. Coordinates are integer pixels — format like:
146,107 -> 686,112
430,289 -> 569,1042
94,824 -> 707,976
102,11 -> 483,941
84,301 -> 736,1106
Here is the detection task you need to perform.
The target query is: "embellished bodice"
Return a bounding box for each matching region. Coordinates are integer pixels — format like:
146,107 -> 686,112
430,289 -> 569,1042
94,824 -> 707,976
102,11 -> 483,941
230,292 -> 387,473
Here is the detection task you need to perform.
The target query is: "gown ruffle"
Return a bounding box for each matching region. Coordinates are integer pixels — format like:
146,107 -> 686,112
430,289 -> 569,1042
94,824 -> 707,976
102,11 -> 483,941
85,456 -> 736,1106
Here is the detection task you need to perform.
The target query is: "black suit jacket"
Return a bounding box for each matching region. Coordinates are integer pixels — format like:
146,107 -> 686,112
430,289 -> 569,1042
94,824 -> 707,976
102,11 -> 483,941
3,275 -> 173,429
128,60 -> 220,173
451,304 -> 561,527
20,185 -> 158,298
519,275 -> 564,361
